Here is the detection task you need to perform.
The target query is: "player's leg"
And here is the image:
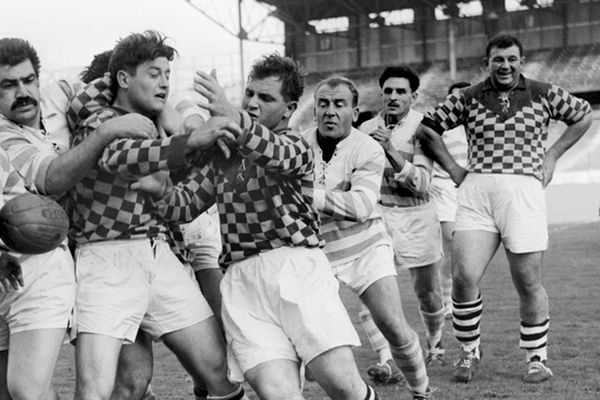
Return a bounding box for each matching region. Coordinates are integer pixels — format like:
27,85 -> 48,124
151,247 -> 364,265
74,239 -> 153,400
111,331 -> 154,400
360,275 -> 429,397
244,359 -> 304,400
75,333 -> 123,400
499,174 -> 551,382
305,347 -> 376,400
194,268 -> 224,328
451,230 -> 500,381
506,250 -> 552,382
161,317 -> 241,397
5,329 -> 65,400
223,247 -> 371,400
408,264 -> 446,365
438,221 -> 455,317
144,239 -> 243,400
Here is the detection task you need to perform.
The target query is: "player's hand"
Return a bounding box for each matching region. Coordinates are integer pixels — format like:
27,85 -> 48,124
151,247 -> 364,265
450,167 -> 468,187
100,113 -> 158,140
541,156 -> 557,188
130,171 -> 171,199
186,117 -> 242,158
157,103 -> 184,138
0,251 -> 23,291
194,70 -> 239,123
369,128 -> 392,151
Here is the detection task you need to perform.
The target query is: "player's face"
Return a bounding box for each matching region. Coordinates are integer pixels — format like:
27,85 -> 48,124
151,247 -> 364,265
0,59 -> 41,128
381,77 -> 415,120
242,76 -> 293,131
314,83 -> 358,139
125,57 -> 170,117
487,45 -> 523,90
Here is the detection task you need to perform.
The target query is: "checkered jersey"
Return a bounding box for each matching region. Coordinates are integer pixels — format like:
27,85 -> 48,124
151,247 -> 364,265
155,112 -> 323,267
66,74 -> 112,134
423,76 -> 591,180
303,127 -> 390,266
360,109 -> 433,208
68,106 -> 191,248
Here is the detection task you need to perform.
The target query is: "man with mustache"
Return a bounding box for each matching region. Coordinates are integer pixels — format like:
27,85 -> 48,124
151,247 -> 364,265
358,66 -> 446,384
417,33 -> 592,383
0,37 -> 158,400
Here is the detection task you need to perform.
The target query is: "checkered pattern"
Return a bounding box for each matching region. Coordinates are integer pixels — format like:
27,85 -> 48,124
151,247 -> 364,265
68,105 -> 190,256
423,76 -> 591,180
66,74 -> 112,134
155,113 -> 323,267
360,110 -> 433,208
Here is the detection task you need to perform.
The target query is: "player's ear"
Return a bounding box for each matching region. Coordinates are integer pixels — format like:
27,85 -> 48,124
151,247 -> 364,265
116,69 -> 130,89
283,101 -> 297,120
352,105 -> 360,123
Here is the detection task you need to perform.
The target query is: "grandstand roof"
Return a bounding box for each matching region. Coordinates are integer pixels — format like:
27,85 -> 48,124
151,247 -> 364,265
257,0 -> 425,23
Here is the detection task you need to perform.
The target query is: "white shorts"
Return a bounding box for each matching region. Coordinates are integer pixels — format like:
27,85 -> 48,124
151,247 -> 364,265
378,203 -> 443,268
0,246 -> 75,351
430,177 -> 458,222
74,236 -> 213,343
456,173 -> 548,253
221,246 -> 360,382
181,206 -> 222,271
333,244 -> 397,295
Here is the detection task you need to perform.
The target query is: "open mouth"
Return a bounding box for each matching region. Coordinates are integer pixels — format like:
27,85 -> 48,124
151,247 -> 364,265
247,112 -> 259,121
155,93 -> 167,101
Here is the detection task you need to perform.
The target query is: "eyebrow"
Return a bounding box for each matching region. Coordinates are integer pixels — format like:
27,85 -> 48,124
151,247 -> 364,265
0,73 -> 37,85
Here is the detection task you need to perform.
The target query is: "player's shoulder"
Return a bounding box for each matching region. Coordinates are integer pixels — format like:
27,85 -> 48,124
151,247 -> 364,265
358,115 -> 380,133
349,127 -> 384,158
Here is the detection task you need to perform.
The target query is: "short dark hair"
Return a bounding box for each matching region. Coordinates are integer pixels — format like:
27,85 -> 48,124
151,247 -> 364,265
314,76 -> 359,107
378,66 -> 420,92
448,81 -> 470,94
0,38 -> 41,77
249,53 -> 304,102
485,33 -> 523,58
80,50 -> 112,84
108,30 -> 177,93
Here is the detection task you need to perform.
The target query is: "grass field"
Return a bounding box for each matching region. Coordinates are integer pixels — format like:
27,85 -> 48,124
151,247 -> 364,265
51,221 -> 600,399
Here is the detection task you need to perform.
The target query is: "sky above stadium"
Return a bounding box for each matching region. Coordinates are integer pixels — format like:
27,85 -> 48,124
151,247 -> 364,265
0,0 -> 282,78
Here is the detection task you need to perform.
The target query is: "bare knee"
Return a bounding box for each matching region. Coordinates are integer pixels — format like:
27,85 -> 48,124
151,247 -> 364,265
112,373 -> 151,400
76,374 -> 115,400
7,380 -> 46,400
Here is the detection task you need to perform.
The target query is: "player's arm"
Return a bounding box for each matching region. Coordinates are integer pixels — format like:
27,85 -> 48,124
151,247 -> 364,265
392,134 -> 434,195
542,86 -> 593,187
417,123 -> 465,186
132,161 -> 218,224
235,112 -> 315,177
313,145 -> 384,223
417,94 -> 468,186
96,113 -> 238,180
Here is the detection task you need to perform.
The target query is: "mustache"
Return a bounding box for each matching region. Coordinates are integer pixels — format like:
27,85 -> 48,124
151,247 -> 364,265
387,100 -> 399,107
11,97 -> 38,110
